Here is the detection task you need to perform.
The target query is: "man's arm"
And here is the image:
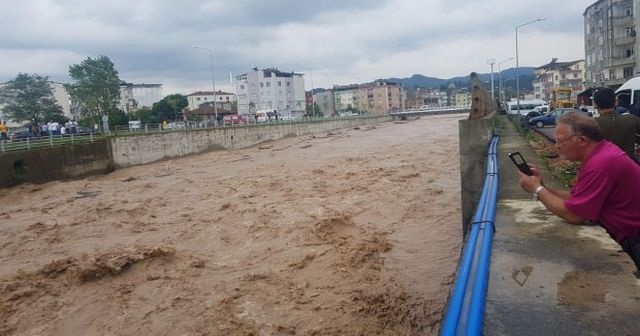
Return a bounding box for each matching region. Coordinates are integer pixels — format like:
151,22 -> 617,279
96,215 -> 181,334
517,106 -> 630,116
536,187 -> 585,224
538,183 -> 571,199
518,172 -> 586,224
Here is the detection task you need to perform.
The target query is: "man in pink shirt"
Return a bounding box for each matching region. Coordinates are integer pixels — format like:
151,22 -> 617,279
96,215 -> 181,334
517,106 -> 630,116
518,112 -> 640,276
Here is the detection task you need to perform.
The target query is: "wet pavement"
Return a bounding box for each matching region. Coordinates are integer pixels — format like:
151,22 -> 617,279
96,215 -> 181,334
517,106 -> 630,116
484,117 -> 640,335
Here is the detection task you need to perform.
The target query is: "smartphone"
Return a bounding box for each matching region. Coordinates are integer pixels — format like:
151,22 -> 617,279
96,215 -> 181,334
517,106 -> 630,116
508,152 -> 533,176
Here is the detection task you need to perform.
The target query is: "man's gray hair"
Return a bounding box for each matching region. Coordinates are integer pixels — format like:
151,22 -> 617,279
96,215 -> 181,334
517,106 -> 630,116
556,112 -> 604,141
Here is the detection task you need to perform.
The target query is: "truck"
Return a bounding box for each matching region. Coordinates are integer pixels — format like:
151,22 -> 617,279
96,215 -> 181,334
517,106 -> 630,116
550,88 -> 574,109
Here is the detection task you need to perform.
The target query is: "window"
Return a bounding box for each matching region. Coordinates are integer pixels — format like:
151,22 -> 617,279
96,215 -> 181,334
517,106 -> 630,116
266,82 -> 271,87
240,85 -> 245,90
609,69 -> 616,80
196,97 -> 201,101
277,81 -> 282,87
260,82 -> 264,88
624,67 -> 634,78
626,27 -> 635,37
286,82 -> 290,87
626,48 -> 634,57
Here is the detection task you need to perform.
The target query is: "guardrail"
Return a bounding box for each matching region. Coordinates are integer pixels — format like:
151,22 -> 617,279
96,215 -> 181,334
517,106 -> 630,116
388,107 -> 470,120
0,133 -> 102,153
111,115 -> 380,134
441,133 -> 499,336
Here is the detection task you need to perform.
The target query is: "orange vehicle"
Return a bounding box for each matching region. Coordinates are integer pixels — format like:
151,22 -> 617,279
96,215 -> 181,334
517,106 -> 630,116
550,88 -> 574,109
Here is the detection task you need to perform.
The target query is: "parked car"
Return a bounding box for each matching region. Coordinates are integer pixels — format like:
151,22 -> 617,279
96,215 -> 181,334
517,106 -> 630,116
527,108 -> 583,128
524,111 -> 544,121
9,127 -> 35,142
76,126 -> 97,135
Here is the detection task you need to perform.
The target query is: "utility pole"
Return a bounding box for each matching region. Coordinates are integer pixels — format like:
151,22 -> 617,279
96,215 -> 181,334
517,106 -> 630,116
486,59 -> 496,101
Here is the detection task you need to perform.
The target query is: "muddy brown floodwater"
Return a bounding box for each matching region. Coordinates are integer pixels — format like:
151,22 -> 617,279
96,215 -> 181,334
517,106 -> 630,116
0,115 -> 464,336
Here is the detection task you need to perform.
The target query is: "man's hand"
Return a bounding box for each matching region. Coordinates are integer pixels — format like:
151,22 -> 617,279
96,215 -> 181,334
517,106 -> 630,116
518,171 -> 542,194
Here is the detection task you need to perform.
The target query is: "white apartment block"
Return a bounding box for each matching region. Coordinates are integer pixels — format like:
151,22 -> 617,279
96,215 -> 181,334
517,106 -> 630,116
533,59 -> 586,101
119,83 -> 163,113
234,67 -> 306,116
186,91 -> 236,111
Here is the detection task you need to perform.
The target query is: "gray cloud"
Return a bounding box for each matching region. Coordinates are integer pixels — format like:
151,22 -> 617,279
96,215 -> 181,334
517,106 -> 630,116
0,0 -> 587,93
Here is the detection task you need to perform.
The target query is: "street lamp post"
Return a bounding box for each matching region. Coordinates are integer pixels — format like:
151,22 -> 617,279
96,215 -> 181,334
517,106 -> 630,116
193,46 -> 218,126
497,57 -> 514,105
515,18 -> 545,116
486,59 -> 496,101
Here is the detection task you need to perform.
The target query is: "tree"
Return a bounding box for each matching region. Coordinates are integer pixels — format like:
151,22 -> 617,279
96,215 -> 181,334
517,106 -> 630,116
305,102 -> 323,117
0,73 -> 65,125
65,55 -> 121,127
129,107 -> 154,124
151,94 -> 188,123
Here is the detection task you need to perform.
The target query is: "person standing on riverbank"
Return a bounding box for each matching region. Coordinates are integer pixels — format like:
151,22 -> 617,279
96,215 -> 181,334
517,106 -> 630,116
0,121 -> 8,141
593,88 -> 640,162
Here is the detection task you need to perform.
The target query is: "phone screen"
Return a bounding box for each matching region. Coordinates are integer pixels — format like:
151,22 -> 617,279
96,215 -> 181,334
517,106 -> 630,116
508,152 -> 533,176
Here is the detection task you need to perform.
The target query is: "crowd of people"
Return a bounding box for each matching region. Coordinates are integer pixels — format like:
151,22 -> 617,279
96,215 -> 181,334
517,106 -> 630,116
36,120 -> 80,136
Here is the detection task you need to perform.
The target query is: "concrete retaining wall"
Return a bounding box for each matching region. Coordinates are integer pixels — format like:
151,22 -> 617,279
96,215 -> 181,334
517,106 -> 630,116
0,141 -> 113,188
111,117 -> 388,167
458,118 -> 495,236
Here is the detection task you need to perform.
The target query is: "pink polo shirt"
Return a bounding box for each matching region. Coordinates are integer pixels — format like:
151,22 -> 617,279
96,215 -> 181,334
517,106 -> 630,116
564,141 -> 640,243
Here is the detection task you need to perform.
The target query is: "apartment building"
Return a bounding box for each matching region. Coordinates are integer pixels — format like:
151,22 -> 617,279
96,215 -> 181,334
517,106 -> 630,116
118,83 -> 163,113
355,80 -> 405,115
533,58 -> 586,101
333,84 -> 359,112
584,0 -> 638,88
406,88 -> 448,108
186,91 -> 235,111
234,67 -> 306,116
312,89 -> 336,116
453,89 -> 471,107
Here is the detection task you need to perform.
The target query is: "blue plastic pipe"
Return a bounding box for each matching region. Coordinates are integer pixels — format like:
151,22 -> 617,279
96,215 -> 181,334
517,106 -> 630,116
441,134 -> 499,336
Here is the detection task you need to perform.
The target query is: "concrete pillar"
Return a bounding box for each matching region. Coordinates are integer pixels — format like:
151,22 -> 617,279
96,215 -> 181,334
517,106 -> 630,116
459,118 -> 494,236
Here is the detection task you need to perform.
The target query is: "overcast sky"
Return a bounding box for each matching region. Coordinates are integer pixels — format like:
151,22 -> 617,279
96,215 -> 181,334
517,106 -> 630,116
0,0 -> 589,95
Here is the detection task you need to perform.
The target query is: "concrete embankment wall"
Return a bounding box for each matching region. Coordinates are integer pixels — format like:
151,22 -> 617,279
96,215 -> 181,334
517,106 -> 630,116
0,117 -> 388,188
111,117 -> 388,168
0,141 -> 113,188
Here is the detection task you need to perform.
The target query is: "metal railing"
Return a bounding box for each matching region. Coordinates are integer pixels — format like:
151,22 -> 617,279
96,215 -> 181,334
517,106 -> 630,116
0,133 -> 103,153
111,115 -> 381,134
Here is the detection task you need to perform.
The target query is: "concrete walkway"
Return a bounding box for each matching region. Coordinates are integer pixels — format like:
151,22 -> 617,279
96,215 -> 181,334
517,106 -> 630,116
484,117 -> 640,335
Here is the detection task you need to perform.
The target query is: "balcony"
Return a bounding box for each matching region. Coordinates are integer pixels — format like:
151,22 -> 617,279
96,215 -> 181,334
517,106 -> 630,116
613,35 -> 635,46
610,55 -> 636,66
612,14 -> 634,26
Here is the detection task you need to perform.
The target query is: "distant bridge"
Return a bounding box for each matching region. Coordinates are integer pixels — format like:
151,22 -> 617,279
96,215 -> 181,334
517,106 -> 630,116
388,106 -> 470,120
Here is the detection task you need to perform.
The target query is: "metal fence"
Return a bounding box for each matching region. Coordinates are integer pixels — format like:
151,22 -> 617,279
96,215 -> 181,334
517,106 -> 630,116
111,115 -> 375,135
0,133 -> 103,153
2,115 -> 384,153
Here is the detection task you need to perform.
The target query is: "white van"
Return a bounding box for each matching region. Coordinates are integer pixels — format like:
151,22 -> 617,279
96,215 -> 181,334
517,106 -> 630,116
615,77 -> 640,110
255,109 -> 276,123
507,100 -> 548,116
